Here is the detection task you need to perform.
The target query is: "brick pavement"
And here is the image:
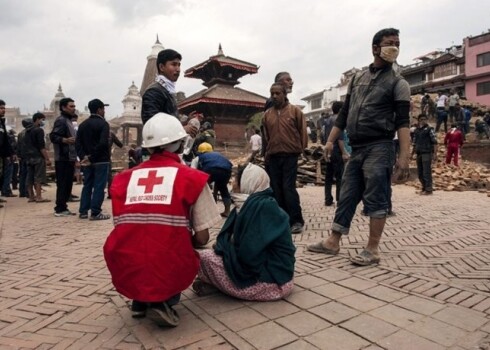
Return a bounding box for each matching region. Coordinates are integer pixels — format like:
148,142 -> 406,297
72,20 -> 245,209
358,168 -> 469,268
0,183 -> 489,349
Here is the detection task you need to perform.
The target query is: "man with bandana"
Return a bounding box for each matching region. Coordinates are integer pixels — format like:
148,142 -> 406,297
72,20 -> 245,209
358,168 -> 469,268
308,28 -> 411,266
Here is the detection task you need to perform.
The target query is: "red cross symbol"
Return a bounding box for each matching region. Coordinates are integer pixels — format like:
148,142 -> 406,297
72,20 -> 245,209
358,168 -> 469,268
137,170 -> 164,193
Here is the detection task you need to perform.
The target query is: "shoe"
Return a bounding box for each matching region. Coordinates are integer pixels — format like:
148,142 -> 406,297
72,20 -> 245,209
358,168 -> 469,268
54,210 -> 76,217
0,204 -> 3,208
68,197 -> 80,202
290,223 -> 304,234
2,193 -> 17,197
90,213 -> 111,221
387,210 -> 396,217
420,191 -> 433,195
0,198 -> 6,203
79,213 -> 89,219
350,249 -> 380,266
306,241 -> 339,255
146,302 -> 180,327
131,301 -> 147,318
70,194 -> 79,199
325,201 -> 334,207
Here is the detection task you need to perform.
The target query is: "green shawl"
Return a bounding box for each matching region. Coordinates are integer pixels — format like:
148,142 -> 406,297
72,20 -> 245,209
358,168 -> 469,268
214,188 -> 296,289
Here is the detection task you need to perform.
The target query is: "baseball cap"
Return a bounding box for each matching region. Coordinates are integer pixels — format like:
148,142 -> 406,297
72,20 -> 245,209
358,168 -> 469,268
88,99 -> 109,113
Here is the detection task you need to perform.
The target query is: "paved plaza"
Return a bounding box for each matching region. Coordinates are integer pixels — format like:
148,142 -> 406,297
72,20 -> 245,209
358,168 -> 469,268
0,183 -> 489,349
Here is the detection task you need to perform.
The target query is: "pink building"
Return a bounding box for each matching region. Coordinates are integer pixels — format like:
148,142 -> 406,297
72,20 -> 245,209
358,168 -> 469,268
464,32 -> 490,108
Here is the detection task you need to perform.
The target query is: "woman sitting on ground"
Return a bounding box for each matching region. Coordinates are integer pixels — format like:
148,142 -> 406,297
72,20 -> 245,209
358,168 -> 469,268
193,163 -> 296,301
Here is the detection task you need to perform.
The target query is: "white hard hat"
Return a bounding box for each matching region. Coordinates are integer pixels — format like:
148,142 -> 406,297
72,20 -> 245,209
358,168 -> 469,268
142,113 -> 187,148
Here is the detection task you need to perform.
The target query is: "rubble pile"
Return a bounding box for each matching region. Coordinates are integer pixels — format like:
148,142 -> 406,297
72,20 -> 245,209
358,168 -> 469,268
232,143 -> 490,197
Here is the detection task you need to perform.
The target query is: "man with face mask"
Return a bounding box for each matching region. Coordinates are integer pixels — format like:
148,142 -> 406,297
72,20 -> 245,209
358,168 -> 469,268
308,28 -> 411,266
412,114 -> 437,194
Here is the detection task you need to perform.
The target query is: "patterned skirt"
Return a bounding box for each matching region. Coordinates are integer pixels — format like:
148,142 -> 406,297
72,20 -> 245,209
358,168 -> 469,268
197,250 -> 294,301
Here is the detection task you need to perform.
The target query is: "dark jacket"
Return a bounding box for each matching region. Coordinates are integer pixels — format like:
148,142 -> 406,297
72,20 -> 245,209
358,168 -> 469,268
75,114 -> 110,163
23,125 -> 46,159
0,119 -> 13,158
413,125 -> 437,154
141,82 -> 178,124
198,152 -> 232,173
337,65 -> 410,147
50,112 -> 77,161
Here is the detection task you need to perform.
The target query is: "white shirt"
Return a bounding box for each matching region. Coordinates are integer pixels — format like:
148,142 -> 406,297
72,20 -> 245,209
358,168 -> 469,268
436,94 -> 448,108
250,134 -> 262,151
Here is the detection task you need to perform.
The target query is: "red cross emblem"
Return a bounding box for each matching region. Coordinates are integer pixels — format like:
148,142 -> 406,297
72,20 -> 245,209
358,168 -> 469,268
137,170 -> 164,193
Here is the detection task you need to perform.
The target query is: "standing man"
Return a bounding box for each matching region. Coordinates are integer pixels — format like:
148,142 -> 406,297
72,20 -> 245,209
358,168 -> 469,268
308,28 -> 411,265
435,91 -> 449,133
24,112 -> 51,202
448,90 -> 460,124
104,113 -> 221,327
16,118 -> 33,198
0,100 -> 16,198
50,97 -> 78,216
323,101 -> 349,206
262,72 -> 294,156
262,82 -> 308,234
248,128 -> 262,162
412,114 -> 437,194
444,124 -> 464,167
75,99 -> 111,220
141,49 -> 198,137
0,99 -> 14,207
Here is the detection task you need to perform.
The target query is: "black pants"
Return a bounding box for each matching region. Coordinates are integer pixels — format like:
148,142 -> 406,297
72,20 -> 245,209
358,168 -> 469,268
416,153 -> 433,192
266,154 -> 304,226
207,167 -> 232,204
324,152 -> 344,205
55,161 -> 75,213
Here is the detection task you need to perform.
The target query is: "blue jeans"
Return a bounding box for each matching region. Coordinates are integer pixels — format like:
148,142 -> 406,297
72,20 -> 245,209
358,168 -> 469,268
266,154 -> 304,226
332,142 -> 394,234
79,163 -> 109,216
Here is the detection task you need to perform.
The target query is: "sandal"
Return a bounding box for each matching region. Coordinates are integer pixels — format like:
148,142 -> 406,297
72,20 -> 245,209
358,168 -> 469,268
35,198 -> 51,203
90,213 -> 111,221
306,242 -> 339,255
28,198 -> 36,203
350,249 -> 380,266
192,279 -> 219,297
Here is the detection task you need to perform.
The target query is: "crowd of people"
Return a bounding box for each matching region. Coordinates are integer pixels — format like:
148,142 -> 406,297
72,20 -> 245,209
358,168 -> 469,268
2,27 -> 489,330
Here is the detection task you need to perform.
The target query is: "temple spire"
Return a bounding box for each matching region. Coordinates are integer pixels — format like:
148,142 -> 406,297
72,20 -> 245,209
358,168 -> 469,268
156,34 -> 160,44
217,43 -> 224,56
58,83 -> 62,92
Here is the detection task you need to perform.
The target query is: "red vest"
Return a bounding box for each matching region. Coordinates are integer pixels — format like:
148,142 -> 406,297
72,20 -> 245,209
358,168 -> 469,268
104,151 -> 209,302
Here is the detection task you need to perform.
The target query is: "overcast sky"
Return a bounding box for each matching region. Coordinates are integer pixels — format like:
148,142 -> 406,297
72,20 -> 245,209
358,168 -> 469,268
1,0 -> 489,118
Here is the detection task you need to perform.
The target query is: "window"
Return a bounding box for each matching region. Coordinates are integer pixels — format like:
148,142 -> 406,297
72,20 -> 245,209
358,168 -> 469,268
311,98 -> 322,110
477,81 -> 490,96
477,52 -> 490,67
434,62 -> 457,79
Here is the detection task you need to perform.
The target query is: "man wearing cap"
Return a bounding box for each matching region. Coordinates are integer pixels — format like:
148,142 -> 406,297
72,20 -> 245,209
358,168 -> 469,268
104,112 -> 221,327
75,99 -> 111,220
141,49 -> 198,138
50,97 -> 78,217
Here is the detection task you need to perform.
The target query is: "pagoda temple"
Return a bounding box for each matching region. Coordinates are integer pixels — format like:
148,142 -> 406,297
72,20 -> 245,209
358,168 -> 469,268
179,44 -> 266,146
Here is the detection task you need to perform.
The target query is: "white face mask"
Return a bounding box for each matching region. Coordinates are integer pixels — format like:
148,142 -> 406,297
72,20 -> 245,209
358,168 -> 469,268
379,46 -> 399,63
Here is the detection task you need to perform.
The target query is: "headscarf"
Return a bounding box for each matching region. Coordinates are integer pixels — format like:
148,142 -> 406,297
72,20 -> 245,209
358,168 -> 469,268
231,163 -> 270,211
